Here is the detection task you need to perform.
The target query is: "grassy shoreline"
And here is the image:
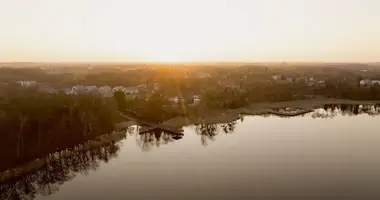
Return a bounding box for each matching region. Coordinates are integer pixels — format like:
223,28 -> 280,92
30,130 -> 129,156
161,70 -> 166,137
164,97 -> 380,128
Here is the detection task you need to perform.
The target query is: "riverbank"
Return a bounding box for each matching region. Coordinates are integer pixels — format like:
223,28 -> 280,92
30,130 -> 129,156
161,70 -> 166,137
0,131 -> 127,182
163,97 -> 380,128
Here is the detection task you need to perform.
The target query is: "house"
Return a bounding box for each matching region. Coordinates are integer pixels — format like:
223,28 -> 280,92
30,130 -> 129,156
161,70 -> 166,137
125,87 -> 139,94
85,86 -> 99,95
113,86 -> 126,93
272,75 -> 282,81
62,88 -> 74,95
168,96 -> 179,104
72,85 -> 87,94
317,81 -> 326,88
85,85 -> 98,92
169,94 -> 197,105
360,79 -> 380,87
360,79 -> 372,87
136,84 -> 147,89
99,86 -> 113,97
307,80 -> 326,88
193,95 -> 201,105
17,81 -> 37,88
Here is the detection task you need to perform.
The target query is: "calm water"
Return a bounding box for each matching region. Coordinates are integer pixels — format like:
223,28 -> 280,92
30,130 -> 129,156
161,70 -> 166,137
2,105 -> 380,200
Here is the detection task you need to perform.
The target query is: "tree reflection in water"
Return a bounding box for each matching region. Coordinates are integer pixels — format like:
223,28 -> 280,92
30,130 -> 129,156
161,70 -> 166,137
5,104 -> 379,199
312,104 -> 380,119
136,128 -> 184,152
0,141 -> 121,200
195,121 -> 237,146
0,125 -> 186,200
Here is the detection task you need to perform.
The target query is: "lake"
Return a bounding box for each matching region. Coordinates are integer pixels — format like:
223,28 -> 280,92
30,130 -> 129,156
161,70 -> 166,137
2,104 -> 380,200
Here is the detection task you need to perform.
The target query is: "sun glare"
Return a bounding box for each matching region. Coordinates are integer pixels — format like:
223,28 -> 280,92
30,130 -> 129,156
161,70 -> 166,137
147,52 -> 187,63
1,0 -> 380,62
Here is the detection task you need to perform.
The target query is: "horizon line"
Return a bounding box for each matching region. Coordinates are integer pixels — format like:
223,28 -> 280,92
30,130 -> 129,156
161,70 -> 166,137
1,61 -> 379,65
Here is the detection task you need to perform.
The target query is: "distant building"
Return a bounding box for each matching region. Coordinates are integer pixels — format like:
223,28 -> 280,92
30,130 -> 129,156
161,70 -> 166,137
307,80 -> 326,88
85,85 -> 99,93
317,81 -> 326,88
136,84 -> 147,89
168,96 -> 179,104
360,79 -> 380,87
17,80 -> 37,88
72,85 -> 87,94
193,95 -> 201,105
62,88 -> 74,95
113,86 -> 126,93
360,79 -> 371,87
125,87 -> 139,94
99,86 -> 113,97
272,75 -> 282,81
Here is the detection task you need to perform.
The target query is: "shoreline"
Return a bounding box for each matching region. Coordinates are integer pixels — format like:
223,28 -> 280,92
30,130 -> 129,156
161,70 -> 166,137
164,98 -> 380,127
0,131 -> 127,182
2,98 -> 379,182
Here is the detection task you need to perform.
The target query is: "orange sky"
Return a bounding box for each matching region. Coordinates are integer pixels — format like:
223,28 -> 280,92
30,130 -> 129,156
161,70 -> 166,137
1,0 -> 379,62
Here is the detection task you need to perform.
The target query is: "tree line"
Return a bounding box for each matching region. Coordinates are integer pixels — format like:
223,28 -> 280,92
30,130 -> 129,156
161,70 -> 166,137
0,86 -> 120,171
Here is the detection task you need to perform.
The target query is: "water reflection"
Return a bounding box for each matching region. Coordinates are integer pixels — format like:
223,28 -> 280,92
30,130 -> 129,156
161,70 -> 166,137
136,129 -> 184,152
195,122 -> 237,146
3,104 -> 380,199
0,141 -> 121,200
0,126 -> 187,200
312,104 -> 380,118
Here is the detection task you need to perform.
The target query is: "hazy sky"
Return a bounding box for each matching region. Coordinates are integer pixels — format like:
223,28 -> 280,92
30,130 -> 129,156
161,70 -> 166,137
1,0 -> 379,62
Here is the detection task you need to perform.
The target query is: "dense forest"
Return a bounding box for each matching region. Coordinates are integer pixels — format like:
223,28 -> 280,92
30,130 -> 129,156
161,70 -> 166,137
0,86 -> 119,171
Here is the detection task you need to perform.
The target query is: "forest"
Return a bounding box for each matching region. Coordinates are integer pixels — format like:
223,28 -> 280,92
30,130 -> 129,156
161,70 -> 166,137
0,86 -> 119,171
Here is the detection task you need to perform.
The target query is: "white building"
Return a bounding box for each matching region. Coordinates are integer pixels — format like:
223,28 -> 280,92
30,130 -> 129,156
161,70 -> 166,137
17,81 -> 37,88
125,87 -> 139,94
62,88 -> 74,95
360,79 -> 380,87
85,85 -> 99,93
113,86 -> 126,93
168,96 -> 179,104
137,84 -> 147,89
99,86 -> 113,97
372,80 -> 380,85
360,79 -> 371,87
193,95 -> 201,105
272,75 -> 282,81
72,85 -> 87,94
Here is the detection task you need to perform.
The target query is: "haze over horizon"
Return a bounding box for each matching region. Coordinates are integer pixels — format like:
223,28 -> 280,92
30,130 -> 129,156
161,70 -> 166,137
1,0 -> 379,63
